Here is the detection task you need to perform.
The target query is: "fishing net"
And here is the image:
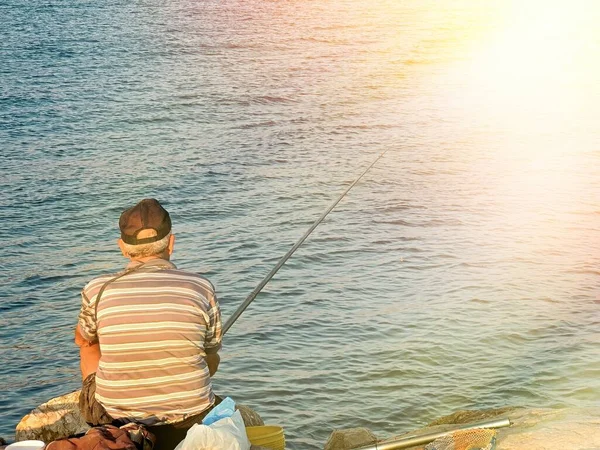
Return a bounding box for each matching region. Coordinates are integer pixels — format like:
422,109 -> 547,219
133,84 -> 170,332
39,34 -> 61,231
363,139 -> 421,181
424,428 -> 497,450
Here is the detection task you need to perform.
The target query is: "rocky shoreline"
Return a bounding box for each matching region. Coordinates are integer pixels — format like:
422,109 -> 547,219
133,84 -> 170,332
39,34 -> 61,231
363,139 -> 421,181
5,392 -> 600,449
324,406 -> 600,449
8,391 -> 268,450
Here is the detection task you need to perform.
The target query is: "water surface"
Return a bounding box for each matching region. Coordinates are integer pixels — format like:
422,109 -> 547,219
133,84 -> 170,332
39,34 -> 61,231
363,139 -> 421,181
1,0 -> 599,447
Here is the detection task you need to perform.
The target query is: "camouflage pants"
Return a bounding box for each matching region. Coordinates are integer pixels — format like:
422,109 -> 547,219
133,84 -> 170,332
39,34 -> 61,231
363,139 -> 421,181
79,373 -> 113,427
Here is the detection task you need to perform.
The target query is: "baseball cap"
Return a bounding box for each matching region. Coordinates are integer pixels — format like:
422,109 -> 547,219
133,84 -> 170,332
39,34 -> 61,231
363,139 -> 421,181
119,198 -> 172,245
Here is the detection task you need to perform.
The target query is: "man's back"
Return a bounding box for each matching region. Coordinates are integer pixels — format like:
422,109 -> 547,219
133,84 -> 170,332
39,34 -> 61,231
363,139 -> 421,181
78,258 -> 222,425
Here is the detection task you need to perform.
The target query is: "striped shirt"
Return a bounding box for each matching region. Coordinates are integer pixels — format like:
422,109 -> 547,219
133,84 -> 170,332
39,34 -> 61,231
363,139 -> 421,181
78,258 -> 222,425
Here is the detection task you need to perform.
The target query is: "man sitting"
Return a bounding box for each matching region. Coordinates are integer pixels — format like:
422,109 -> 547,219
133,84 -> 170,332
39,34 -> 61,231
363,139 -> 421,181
75,198 -> 222,449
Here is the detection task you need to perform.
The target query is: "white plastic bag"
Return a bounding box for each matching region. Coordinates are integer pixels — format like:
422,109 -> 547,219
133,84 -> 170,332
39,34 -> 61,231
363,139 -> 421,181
175,410 -> 251,450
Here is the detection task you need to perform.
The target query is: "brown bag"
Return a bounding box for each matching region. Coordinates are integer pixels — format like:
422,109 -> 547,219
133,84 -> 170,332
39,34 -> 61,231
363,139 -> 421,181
46,425 -> 146,450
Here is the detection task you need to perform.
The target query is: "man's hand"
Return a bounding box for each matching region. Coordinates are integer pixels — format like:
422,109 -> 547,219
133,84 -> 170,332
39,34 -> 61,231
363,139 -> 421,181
206,352 -> 220,377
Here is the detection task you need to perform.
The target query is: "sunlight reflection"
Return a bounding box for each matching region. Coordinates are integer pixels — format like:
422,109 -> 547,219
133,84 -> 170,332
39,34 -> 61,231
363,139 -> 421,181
435,0 -> 600,164
463,0 -> 600,133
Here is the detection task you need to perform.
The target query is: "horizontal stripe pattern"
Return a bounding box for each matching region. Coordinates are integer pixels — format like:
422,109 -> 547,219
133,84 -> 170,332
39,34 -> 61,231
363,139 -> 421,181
77,259 -> 222,424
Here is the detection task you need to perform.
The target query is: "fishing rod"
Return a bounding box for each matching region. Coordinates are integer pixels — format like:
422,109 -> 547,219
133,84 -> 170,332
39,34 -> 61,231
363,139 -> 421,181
222,150 -> 387,335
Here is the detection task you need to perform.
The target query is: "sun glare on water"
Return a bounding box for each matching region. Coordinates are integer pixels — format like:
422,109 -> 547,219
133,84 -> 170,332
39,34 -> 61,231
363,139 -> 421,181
422,1 -> 600,251
457,0 -> 600,141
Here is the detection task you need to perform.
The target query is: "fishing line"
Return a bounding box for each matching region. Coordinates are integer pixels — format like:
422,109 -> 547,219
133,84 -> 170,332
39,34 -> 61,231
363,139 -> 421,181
223,150 -> 387,335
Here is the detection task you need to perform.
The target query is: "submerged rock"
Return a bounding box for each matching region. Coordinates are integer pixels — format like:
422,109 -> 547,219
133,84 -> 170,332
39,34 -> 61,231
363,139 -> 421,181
425,406 -> 520,427
16,391 -> 265,443
325,407 -> 600,450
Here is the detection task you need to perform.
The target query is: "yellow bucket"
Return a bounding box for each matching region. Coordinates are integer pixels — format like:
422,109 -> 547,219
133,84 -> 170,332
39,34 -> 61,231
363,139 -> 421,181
245,425 -> 285,450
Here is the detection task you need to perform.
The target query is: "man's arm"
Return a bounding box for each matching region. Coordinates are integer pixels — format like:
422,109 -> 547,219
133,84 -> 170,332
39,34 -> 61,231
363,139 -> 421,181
206,352 -> 220,377
75,324 -> 101,380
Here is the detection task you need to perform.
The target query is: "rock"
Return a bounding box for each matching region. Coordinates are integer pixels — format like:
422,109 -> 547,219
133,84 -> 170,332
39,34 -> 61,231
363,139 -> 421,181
377,407 -> 600,450
15,391 -> 90,442
324,427 -> 378,450
495,407 -> 600,450
426,406 -> 520,426
237,404 -> 265,427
